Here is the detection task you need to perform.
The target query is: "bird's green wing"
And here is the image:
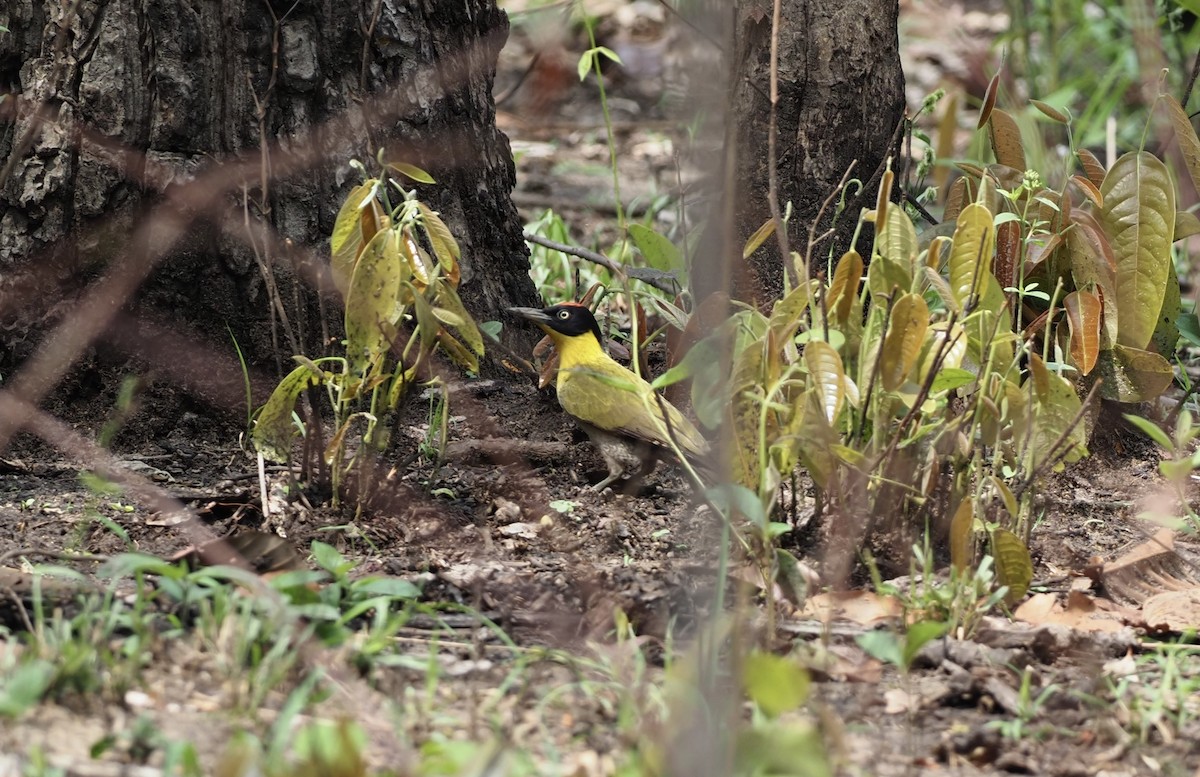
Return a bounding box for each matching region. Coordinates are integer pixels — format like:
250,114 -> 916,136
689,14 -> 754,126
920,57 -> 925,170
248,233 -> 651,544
557,362 -> 708,457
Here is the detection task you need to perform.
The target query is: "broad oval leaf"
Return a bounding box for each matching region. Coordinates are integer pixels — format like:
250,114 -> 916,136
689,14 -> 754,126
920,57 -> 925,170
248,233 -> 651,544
252,363 -> 322,462
988,108 -> 1027,172
948,203 -> 996,310
435,283 -> 485,356
993,529 -> 1032,604
804,340 -> 845,425
1094,344 -> 1175,402
1077,148 -> 1107,189
1101,151 -> 1175,350
827,250 -> 864,327
629,223 -> 682,272
1063,290 -> 1102,376
345,229 -> 404,372
880,204 -> 918,275
880,293 -> 930,391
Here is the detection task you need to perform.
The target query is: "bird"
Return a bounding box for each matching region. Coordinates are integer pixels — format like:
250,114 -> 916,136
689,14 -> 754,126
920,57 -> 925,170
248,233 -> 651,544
511,302 -> 709,492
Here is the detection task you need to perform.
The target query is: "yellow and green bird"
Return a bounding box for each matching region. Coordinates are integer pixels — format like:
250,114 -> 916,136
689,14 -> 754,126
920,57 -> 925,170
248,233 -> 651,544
511,303 -> 709,492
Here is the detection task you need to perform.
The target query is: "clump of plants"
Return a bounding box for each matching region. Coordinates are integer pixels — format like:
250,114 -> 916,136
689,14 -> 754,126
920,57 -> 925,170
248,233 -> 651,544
251,160 -> 483,508
659,81 -> 1198,619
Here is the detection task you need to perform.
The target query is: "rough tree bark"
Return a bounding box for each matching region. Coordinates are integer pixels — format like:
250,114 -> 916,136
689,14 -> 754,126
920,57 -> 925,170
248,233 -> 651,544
696,0 -> 905,305
0,1 -> 537,431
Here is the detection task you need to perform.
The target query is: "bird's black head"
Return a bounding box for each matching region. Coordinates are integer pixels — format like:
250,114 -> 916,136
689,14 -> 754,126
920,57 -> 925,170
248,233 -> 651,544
511,303 -> 603,343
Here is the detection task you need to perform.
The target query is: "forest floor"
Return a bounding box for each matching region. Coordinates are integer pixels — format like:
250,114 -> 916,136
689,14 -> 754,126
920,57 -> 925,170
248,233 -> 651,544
3,2 -> 1200,776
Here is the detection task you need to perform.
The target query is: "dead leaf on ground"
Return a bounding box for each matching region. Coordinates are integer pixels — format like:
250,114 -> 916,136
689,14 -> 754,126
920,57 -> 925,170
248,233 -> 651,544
800,591 -> 902,627
1096,528 -> 1199,606
1141,588 -> 1200,632
1012,591 -> 1139,633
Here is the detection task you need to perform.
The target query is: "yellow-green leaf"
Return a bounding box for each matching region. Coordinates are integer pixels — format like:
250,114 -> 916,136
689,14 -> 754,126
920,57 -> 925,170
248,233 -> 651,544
880,293 -> 929,391
949,500 -> 974,573
993,529 -> 1032,604
804,340 -> 845,425
743,652 -> 811,718
880,204 -> 918,275
1101,151 -> 1175,350
330,181 -> 378,297
1030,368 -> 1088,471
743,218 -> 775,259
435,283 -> 485,356
345,229 -> 403,372
1063,290 -> 1102,376
388,162 -> 436,184
417,203 -> 461,285
948,203 -> 995,310
827,250 -> 863,327
252,363 -> 322,462
1094,344 -> 1175,402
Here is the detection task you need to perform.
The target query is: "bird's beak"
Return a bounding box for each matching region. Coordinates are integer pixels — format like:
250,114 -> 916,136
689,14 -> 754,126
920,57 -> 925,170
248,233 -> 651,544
509,306 -> 553,325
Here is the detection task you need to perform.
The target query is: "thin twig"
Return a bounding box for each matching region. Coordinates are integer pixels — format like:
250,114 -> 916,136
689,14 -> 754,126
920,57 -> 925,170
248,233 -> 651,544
1183,47 -> 1200,110
522,232 -> 678,294
803,161 -> 857,274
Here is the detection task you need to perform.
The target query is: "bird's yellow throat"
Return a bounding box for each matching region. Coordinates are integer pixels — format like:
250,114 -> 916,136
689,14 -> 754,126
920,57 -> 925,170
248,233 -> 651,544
539,325 -> 608,373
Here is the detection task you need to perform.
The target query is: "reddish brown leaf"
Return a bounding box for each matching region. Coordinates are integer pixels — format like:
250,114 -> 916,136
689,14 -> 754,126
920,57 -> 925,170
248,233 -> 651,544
1063,289 -> 1102,376
978,72 -> 1000,129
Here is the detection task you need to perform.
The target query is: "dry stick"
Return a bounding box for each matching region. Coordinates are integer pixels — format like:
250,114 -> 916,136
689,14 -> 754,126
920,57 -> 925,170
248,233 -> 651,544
766,0 -> 792,287
521,232 -> 679,295
1184,47 -> 1200,110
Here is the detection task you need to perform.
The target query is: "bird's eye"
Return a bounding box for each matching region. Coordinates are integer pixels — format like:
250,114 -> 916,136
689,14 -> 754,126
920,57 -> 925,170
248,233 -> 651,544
558,309 -> 570,320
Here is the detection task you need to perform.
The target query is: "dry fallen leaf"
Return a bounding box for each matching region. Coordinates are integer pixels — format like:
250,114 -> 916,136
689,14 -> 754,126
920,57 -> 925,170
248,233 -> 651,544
800,591 -> 902,627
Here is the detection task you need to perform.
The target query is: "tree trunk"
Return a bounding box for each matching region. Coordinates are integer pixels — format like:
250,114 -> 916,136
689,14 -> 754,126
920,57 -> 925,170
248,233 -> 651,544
0,0 -> 536,433
698,0 -> 905,305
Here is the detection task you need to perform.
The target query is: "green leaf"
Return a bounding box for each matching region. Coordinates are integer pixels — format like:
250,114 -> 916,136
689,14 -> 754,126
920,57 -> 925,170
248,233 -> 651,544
743,652 -> 811,718
704,483 -> 767,529
1123,413 -> 1174,451
0,660 -> 53,718
855,630 -> 903,668
311,541 -> 353,577
1101,151 -> 1175,350
353,577 -> 421,599
417,202 -> 461,282
929,367 -> 975,393
628,223 -> 682,272
252,363 -> 322,462
902,621 -> 950,668
1177,311 -> 1200,348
